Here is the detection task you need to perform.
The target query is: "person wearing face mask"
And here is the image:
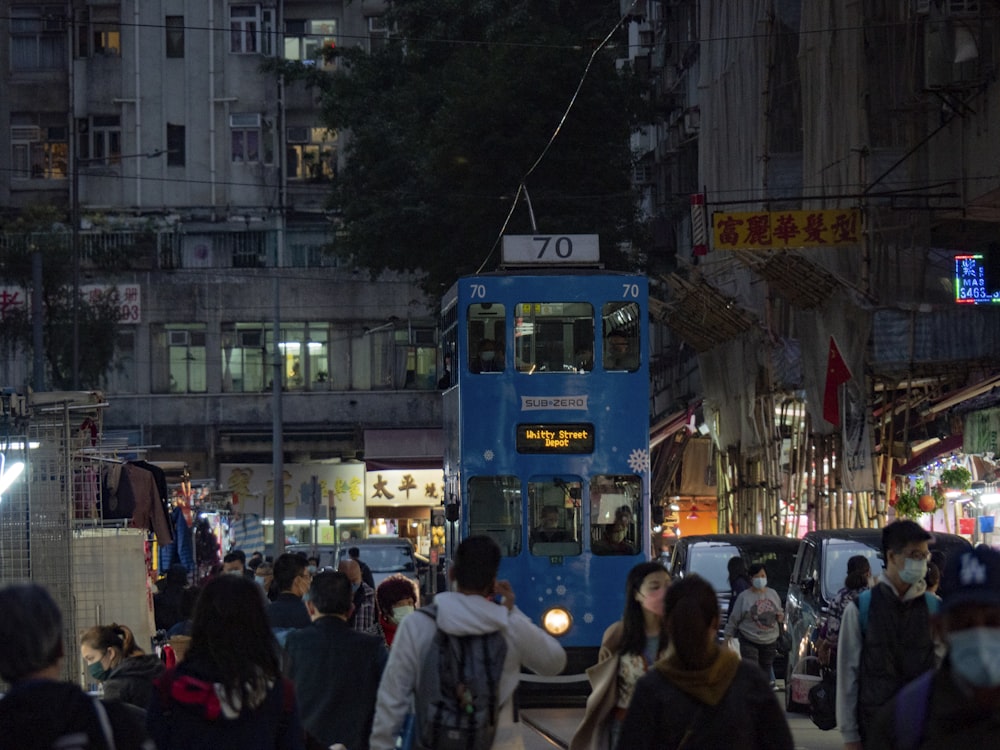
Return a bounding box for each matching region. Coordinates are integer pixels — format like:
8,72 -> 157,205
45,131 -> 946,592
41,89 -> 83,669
836,520 -> 939,750
285,571 -> 387,750
723,563 -> 784,687
570,562 -> 670,750
867,545 -> 1000,749
470,338 -> 504,373
80,622 -> 164,709
373,574 -> 420,649
339,558 -> 378,635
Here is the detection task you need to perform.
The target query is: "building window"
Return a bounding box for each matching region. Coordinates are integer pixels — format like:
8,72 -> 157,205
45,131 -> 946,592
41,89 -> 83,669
10,120 -> 67,180
284,19 -> 337,66
165,16 -> 184,58
274,324 -> 329,391
151,325 -> 207,394
10,5 -> 66,70
82,116 -> 122,167
231,114 -> 263,163
76,7 -> 121,58
368,15 -> 389,53
286,127 -> 337,181
103,329 -> 136,394
166,124 -> 185,166
222,324 -> 268,393
230,5 -> 260,54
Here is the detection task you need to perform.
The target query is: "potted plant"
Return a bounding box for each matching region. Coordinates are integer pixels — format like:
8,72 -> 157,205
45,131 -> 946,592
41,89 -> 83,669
891,478 -> 942,519
939,466 -> 972,491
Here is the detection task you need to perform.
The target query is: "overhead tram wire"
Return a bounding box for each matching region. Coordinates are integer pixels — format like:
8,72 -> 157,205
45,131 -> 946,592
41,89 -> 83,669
475,1 -> 640,274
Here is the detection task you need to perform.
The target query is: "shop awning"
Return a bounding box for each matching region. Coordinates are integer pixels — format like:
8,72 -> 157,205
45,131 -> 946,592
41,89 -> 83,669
895,433 -> 964,475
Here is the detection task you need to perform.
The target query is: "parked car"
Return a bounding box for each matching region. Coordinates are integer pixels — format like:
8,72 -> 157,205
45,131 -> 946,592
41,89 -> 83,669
336,537 -> 425,590
783,527 -> 971,711
284,543 -> 339,569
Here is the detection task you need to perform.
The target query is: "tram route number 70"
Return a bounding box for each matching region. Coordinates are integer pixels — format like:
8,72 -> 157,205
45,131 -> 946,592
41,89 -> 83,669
500,234 -> 600,265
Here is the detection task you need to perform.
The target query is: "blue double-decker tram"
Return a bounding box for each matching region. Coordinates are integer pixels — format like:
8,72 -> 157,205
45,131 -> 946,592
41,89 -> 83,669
439,235 -> 651,680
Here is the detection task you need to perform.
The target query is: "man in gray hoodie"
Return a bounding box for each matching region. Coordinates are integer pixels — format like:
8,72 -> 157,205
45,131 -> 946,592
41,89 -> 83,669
369,535 -> 566,750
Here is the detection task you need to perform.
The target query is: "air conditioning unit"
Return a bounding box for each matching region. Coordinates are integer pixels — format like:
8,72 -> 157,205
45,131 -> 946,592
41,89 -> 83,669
168,330 -> 189,347
239,330 -> 263,348
11,127 -> 41,142
286,127 -> 310,143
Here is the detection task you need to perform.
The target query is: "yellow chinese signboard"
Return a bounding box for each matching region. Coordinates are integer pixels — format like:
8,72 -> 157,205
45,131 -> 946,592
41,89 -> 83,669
712,208 -> 862,251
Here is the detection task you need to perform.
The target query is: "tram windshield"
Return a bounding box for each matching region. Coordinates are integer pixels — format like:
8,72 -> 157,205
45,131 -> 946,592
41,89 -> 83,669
467,475 -> 521,556
528,478 -> 582,556
467,303 -> 506,374
514,302 -> 593,373
590,475 -> 641,555
602,302 -> 640,371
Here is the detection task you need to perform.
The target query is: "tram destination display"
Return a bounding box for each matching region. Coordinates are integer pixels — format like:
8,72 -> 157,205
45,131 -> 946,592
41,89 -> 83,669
516,423 -> 594,454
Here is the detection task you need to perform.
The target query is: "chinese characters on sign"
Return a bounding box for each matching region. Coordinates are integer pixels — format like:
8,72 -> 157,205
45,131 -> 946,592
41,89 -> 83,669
367,469 -> 444,507
954,254 -> 1000,304
0,284 -> 142,322
712,209 -> 862,251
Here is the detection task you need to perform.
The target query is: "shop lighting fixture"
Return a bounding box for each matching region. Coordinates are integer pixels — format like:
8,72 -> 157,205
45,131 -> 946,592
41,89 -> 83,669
669,502 -> 680,511
687,505 -> 700,520
980,493 -> 1000,506
0,456 -> 25,499
4,441 -> 40,450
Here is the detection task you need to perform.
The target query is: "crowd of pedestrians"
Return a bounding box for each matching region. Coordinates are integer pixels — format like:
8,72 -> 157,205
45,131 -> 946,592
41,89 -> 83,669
3,520 -> 1000,750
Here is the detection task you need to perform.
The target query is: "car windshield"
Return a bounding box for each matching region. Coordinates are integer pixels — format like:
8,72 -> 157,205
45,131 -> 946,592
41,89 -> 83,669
688,544 -> 740,592
822,539 -> 883,600
348,546 -> 414,573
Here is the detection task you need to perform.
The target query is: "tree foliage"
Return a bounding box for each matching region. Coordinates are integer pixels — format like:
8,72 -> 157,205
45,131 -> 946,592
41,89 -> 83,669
271,0 -> 649,296
0,206 -> 123,390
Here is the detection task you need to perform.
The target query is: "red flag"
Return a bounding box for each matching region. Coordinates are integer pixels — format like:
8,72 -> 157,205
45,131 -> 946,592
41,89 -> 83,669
823,336 -> 852,426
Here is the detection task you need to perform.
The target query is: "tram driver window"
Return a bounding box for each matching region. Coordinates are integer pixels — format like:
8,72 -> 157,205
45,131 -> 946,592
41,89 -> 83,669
590,475 -> 641,555
602,302 -> 640,371
467,476 -> 521,556
514,302 -> 594,373
529,478 -> 582,556
467,303 -> 506,374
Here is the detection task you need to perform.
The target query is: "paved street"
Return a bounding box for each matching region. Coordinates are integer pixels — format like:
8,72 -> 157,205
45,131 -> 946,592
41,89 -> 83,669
520,702 -> 843,749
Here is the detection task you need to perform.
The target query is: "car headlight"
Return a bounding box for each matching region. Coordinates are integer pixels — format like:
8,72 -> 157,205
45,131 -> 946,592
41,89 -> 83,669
542,607 -> 572,637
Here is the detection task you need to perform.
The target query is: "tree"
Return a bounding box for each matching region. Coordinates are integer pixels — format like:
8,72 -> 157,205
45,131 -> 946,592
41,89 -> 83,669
0,206 -> 123,390
270,0 -> 649,296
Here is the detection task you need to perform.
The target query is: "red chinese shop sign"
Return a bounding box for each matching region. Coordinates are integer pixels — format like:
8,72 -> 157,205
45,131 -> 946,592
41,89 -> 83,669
712,208 -> 862,251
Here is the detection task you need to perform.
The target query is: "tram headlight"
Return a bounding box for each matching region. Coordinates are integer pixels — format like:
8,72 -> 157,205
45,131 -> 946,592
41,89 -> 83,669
542,607 -> 572,637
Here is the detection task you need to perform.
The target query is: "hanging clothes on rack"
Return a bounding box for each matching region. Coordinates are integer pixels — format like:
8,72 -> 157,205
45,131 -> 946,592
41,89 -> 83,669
118,463 -> 174,545
231,514 -> 265,554
159,503 -> 195,572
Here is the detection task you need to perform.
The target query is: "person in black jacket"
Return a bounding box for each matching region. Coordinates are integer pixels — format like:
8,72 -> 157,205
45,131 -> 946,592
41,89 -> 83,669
285,570 -> 388,749
267,553 -> 312,630
80,622 -> 164,710
617,574 -> 794,750
0,583 -> 154,750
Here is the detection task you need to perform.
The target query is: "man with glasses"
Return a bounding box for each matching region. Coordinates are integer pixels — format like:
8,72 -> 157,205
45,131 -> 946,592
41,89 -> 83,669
836,520 -> 939,749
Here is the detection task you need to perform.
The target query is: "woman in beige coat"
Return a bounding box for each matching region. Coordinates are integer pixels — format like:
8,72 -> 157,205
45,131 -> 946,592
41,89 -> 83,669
570,562 -> 670,750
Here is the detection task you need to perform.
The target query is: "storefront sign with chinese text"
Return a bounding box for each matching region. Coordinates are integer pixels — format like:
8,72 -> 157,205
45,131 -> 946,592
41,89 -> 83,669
712,208 -> 861,251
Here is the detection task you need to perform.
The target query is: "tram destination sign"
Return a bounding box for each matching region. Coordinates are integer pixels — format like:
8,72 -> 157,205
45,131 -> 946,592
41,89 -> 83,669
502,235 -> 600,265
516,423 -> 594,454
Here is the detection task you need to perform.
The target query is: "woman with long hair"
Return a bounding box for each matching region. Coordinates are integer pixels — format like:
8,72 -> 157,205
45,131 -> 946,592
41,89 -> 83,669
570,561 -> 670,750
617,575 -> 793,749
80,622 -> 163,709
146,574 -> 305,749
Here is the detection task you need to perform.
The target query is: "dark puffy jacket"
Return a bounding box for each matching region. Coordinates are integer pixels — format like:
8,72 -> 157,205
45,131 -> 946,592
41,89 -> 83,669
858,584 -> 935,739
103,654 -> 164,709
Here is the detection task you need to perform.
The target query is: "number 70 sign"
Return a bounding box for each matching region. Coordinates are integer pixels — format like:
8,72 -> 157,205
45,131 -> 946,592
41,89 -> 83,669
501,235 -> 600,265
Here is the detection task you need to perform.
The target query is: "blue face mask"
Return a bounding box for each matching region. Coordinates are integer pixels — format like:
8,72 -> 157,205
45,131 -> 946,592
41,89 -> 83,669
307,565 -> 318,576
254,576 -> 267,588
949,627 -> 1000,687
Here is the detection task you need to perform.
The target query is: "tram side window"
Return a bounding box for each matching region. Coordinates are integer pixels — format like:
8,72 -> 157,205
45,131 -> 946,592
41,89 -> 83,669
528,478 -> 582,556
514,302 -> 594,373
590,475 -> 641,555
468,476 -> 521,556
468,303 -> 506,373
602,302 -> 640,371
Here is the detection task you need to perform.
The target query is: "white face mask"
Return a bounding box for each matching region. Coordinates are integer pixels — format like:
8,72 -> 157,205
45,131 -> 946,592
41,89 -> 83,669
391,605 -> 414,625
479,351 -> 495,362
948,627 -> 1000,687
899,557 -> 928,585
752,576 -> 767,590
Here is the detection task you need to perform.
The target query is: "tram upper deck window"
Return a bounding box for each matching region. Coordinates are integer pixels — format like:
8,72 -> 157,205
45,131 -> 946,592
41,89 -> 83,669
468,476 -> 521,556
514,302 -> 594,374
590,475 -> 641,555
602,302 -> 640,371
528,478 -> 582,557
468,303 -> 506,373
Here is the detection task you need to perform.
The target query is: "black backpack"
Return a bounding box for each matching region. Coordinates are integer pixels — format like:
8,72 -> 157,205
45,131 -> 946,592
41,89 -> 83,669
412,604 -> 508,750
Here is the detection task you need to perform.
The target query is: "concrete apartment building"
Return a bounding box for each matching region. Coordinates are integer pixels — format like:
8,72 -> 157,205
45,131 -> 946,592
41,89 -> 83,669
0,1 -> 445,545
